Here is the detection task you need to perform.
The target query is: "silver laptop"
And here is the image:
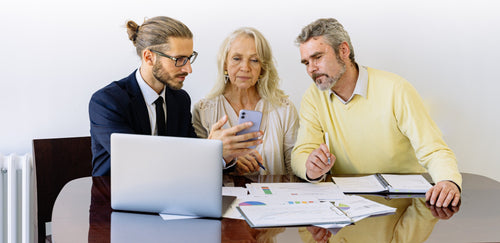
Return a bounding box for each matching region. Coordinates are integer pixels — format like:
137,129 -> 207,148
110,133 -> 223,218
111,212 -> 221,243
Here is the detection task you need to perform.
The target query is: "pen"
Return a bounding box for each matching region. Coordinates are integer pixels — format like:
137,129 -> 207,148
258,162 -> 266,170
325,132 -> 330,164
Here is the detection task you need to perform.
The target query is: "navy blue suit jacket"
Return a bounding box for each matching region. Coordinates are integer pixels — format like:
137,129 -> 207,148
89,71 -> 197,176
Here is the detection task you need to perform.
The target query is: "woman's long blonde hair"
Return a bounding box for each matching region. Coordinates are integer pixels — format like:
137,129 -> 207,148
206,27 -> 287,106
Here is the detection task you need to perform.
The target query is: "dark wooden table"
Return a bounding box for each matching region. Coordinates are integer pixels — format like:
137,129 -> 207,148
51,173 -> 500,242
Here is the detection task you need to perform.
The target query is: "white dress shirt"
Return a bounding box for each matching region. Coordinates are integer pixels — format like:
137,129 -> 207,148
329,65 -> 368,104
135,69 -> 166,135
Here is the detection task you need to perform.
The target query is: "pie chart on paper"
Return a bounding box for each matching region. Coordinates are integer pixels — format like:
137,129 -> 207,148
239,201 -> 266,206
338,203 -> 350,211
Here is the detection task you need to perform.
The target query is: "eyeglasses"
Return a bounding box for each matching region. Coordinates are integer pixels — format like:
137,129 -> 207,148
150,49 -> 198,67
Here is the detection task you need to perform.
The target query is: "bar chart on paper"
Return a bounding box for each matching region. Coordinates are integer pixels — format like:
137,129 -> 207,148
245,182 -> 344,200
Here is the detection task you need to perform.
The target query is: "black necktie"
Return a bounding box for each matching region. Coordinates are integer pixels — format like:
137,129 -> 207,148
154,96 -> 166,136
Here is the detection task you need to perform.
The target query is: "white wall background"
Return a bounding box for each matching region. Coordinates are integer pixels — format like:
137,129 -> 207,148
1,0 -> 499,182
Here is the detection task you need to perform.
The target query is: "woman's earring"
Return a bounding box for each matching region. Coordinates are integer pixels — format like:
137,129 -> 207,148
224,71 -> 229,84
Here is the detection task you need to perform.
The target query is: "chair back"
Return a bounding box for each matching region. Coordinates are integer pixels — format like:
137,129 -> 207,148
32,136 -> 92,243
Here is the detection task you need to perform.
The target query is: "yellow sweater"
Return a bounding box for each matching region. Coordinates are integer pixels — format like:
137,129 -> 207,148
291,67 -> 462,188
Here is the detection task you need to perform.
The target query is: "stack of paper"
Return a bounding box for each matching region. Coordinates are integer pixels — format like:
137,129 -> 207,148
223,195 -> 321,220
222,181 -> 397,229
237,202 -> 352,227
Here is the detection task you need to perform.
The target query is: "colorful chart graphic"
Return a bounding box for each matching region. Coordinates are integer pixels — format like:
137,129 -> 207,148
287,201 -> 315,205
261,186 -> 272,195
239,201 -> 266,206
337,203 -> 350,211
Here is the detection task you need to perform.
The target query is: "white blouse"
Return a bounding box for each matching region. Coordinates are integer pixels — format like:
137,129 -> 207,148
192,95 -> 299,175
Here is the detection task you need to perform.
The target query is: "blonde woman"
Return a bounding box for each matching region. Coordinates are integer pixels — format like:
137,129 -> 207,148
193,27 -> 298,175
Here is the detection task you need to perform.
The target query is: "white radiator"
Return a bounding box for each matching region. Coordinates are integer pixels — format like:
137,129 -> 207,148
0,154 -> 32,243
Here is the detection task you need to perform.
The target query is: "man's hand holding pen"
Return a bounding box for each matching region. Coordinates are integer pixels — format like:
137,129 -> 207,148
305,143 -> 335,180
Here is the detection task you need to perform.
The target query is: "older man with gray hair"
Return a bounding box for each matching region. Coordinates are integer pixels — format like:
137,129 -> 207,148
291,18 -> 461,208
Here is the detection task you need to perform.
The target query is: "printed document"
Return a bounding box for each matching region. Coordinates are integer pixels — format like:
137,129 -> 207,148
223,195 -> 321,220
332,174 -> 432,193
245,182 -> 345,200
237,201 -> 352,227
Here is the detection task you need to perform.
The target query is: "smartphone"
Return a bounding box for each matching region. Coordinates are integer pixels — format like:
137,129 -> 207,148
236,109 -> 262,149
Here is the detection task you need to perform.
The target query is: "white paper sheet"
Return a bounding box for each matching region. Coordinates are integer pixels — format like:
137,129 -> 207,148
237,202 -> 352,227
159,213 -> 201,220
222,186 -> 248,197
246,182 -> 345,200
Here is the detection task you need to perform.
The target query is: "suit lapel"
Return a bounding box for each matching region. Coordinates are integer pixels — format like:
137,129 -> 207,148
126,71 -> 151,135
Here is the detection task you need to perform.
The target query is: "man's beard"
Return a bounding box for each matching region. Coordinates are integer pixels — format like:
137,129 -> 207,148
312,60 -> 346,91
152,62 -> 188,90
